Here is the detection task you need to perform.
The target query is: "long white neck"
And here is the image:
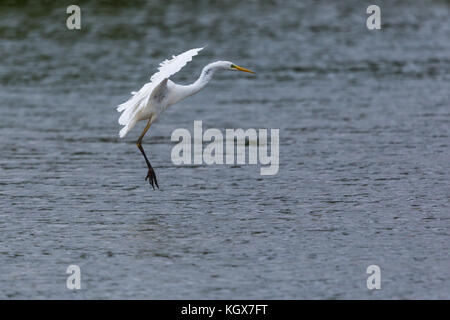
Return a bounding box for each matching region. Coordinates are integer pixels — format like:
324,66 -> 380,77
171,62 -> 221,104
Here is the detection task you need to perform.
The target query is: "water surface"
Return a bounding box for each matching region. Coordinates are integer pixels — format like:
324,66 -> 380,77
0,0 -> 449,299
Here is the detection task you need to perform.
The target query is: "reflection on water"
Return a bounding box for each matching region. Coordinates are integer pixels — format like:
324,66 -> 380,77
0,1 -> 449,299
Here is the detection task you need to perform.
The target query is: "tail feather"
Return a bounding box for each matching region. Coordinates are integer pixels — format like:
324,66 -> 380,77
117,92 -> 146,137
117,94 -> 145,125
117,96 -> 141,137
119,119 -> 137,138
117,82 -> 156,137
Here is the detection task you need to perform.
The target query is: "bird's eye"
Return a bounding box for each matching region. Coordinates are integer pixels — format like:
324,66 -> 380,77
230,64 -> 236,69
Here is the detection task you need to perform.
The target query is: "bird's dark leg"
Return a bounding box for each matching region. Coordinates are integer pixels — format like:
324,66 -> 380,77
137,119 -> 159,189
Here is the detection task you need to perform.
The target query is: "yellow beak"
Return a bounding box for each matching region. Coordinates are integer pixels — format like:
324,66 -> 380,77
234,65 -> 255,74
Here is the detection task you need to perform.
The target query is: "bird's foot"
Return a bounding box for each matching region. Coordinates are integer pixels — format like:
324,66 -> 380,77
145,167 -> 159,190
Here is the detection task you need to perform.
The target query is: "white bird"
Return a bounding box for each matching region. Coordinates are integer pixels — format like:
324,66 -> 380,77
117,47 -> 255,189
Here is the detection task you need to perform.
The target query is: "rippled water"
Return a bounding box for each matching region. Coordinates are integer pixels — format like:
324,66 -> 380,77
0,0 -> 449,299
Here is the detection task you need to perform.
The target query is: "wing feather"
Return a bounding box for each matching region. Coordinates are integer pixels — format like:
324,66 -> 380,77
117,47 -> 204,137
149,47 -> 203,83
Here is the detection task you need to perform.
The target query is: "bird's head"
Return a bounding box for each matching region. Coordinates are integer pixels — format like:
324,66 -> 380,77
216,61 -> 255,74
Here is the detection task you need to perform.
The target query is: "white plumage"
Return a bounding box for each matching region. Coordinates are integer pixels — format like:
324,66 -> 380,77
117,47 -> 255,189
117,47 -> 204,138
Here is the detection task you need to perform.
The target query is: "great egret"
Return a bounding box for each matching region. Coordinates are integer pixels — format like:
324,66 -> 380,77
117,47 -> 255,189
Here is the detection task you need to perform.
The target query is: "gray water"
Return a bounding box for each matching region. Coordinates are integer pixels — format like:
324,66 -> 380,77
0,0 -> 449,299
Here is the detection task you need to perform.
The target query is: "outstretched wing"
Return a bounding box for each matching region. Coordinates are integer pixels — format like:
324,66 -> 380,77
117,47 -> 204,137
149,47 -> 204,83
